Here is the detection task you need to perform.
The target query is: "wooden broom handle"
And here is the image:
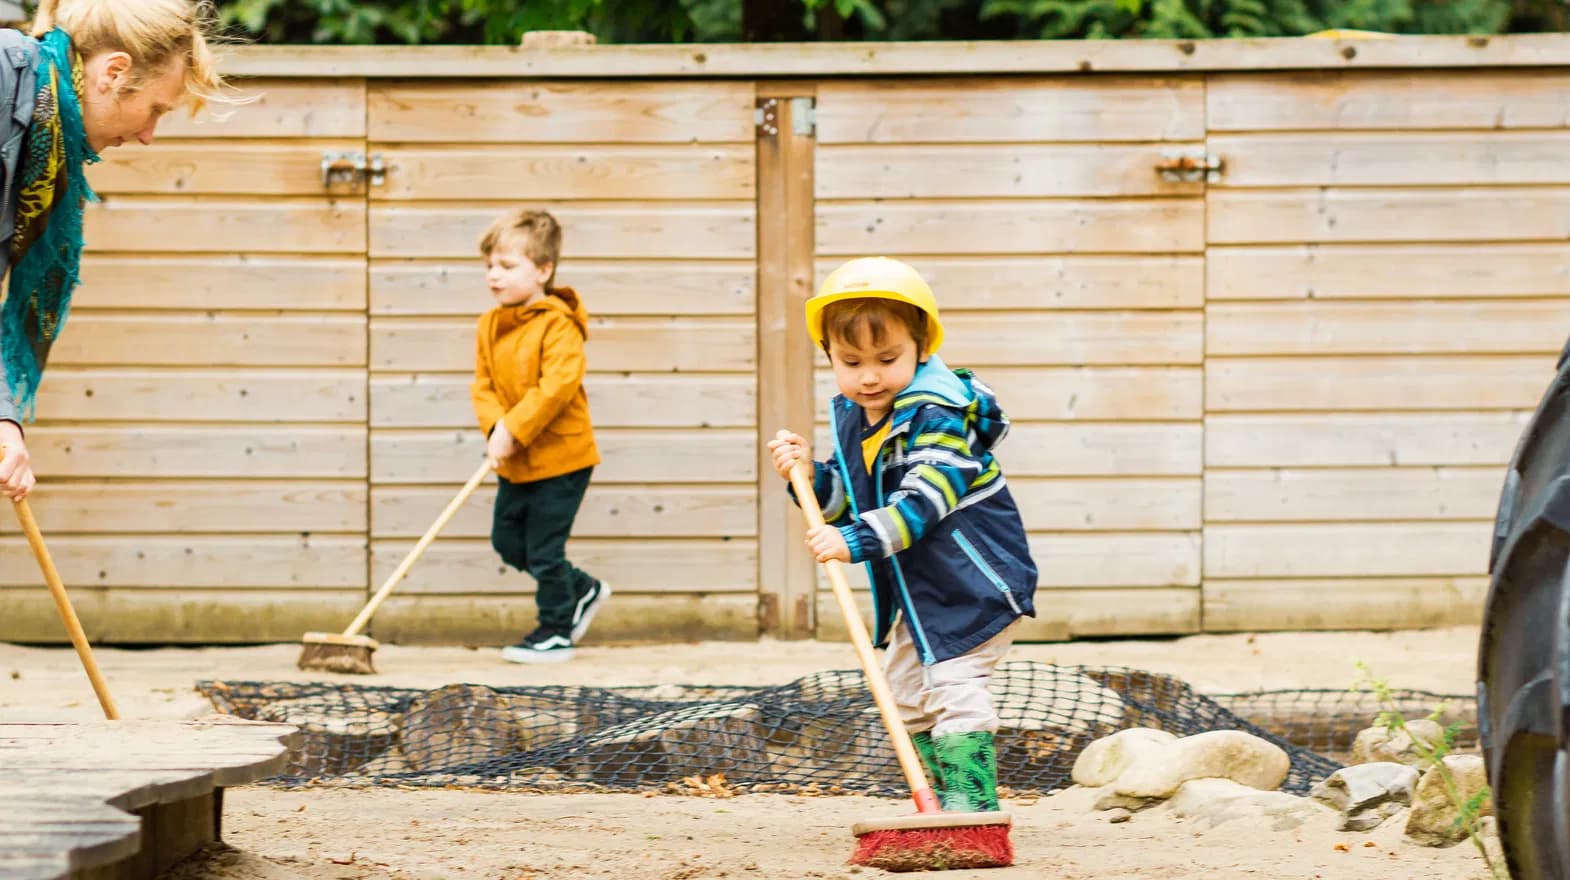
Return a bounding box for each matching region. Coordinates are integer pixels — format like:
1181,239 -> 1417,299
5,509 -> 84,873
13,498 -> 119,720
342,459 -> 492,638
788,459 -> 942,812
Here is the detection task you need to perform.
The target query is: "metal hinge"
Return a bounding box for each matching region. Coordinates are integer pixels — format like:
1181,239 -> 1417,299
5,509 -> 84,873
1155,148 -> 1223,183
755,97 -> 815,138
321,151 -> 386,188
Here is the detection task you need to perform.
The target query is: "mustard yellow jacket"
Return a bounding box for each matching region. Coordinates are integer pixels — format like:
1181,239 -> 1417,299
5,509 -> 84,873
472,287 -> 600,483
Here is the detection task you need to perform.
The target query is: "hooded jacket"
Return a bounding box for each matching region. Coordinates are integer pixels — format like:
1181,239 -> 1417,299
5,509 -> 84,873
471,287 -> 600,483
803,355 -> 1037,665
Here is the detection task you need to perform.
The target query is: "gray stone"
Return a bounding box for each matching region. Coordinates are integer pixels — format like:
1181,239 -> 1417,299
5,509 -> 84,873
1406,755 -> 1493,847
1112,730 -> 1290,799
1072,727 -> 1179,788
1310,762 -> 1420,831
1351,719 -> 1446,768
1094,788 -> 1160,813
1166,778 -> 1335,832
1106,808 -> 1133,824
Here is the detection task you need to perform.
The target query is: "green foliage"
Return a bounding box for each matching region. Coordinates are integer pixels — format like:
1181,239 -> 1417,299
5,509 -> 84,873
1353,662 -> 1505,880
208,0 -> 1550,45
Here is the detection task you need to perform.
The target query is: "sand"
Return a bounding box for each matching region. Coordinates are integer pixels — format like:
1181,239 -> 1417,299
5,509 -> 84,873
0,626 -> 1494,879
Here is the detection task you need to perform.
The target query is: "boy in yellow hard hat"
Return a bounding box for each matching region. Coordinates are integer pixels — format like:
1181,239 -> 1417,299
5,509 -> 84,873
768,256 -> 1038,813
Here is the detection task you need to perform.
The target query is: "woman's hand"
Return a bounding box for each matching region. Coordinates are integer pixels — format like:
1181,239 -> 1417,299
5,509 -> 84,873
0,421 -> 35,501
768,429 -> 811,482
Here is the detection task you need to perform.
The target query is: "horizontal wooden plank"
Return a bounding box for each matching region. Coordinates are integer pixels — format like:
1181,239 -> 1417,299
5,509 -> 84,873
940,312 -> 1204,366
159,79 -> 366,138
370,538 -> 756,593
1208,187 -> 1570,245
23,481 -> 366,534
1205,412 -> 1529,467
36,368 -> 365,423
811,422 -> 1202,477
1207,301 -> 1570,356
76,255 -> 366,310
817,530 -> 1198,588
370,428 -> 754,484
372,485 -> 755,538
1213,132 -> 1570,188
371,373 -> 754,428
92,141 -> 364,195
1207,70 -> 1570,132
26,426 -> 366,479
816,144 -> 1202,198
84,197 -> 367,254
817,199 -> 1204,255
221,36 -> 1570,79
378,145 -> 754,201
816,586 -> 1200,642
1204,467 -> 1506,523
811,255 -> 1202,310
1035,532 -> 1200,587
1207,243 -> 1570,301
816,366 -> 1202,421
1012,477 -> 1202,531
0,588 -> 369,643
369,317 -> 754,373
0,536 -> 365,588
372,593 -> 759,645
1206,355 -> 1553,412
51,314 -> 366,368
1204,577 -> 1486,632
371,203 -> 754,260
1204,522 -> 1490,578
817,76 -> 1204,143
368,80 -> 755,143
370,260 -> 754,317
998,423 -> 1203,476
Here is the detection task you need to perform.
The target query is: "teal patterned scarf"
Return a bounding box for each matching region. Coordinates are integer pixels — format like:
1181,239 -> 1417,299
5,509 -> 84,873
3,28 -> 98,420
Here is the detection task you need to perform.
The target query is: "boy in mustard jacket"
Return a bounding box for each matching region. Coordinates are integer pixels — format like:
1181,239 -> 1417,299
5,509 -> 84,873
472,209 -> 609,664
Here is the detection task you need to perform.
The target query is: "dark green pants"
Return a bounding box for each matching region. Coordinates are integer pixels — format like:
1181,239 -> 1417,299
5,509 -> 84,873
491,467 -> 597,632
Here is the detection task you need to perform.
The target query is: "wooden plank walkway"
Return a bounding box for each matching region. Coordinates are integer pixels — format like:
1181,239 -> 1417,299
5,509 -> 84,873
0,717 -> 296,880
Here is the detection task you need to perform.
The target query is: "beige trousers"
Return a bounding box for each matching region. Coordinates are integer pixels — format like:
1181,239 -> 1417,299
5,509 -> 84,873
882,616 -> 1017,738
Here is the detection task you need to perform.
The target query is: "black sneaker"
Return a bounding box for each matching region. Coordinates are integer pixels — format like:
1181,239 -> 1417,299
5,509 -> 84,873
569,579 -> 611,643
501,628 -> 574,664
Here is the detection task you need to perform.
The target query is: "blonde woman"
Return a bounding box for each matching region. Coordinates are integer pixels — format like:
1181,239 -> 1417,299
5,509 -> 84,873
0,0 -> 226,500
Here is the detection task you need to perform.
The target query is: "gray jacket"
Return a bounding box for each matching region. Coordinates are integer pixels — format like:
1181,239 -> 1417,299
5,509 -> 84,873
0,28 -> 39,425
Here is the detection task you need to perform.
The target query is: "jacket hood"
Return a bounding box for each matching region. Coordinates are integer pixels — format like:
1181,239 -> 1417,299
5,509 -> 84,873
518,286 -> 589,338
891,355 -> 1010,455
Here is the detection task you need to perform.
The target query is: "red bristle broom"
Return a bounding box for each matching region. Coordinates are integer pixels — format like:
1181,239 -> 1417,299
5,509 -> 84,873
788,459 -> 1013,872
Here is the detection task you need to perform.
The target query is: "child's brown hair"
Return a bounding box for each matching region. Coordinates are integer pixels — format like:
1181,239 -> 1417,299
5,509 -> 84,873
479,209 -> 562,286
819,298 -> 929,356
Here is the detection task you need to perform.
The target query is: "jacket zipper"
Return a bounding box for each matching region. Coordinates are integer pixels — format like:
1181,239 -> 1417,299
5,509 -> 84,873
953,530 -> 1022,614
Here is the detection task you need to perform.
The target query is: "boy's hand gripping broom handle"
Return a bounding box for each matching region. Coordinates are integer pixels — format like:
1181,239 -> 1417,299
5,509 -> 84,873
14,498 -> 119,720
339,459 -> 493,639
788,460 -> 943,814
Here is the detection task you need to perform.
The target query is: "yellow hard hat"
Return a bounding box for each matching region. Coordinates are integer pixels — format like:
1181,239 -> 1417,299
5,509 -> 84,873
805,257 -> 944,354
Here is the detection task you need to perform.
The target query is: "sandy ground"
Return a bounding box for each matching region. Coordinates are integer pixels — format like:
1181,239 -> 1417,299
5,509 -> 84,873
0,627 -> 1492,879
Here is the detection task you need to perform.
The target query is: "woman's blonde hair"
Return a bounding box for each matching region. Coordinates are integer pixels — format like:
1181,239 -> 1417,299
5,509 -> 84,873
30,0 -> 227,112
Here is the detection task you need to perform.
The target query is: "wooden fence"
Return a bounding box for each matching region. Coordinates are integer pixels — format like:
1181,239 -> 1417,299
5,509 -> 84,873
0,35 -> 1562,644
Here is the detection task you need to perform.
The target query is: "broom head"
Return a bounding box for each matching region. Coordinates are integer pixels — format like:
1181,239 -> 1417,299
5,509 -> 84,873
850,811 -> 1013,872
297,632 -> 380,674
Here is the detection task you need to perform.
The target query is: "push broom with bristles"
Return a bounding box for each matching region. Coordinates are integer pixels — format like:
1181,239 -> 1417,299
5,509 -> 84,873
298,460 -> 492,674
787,459 -> 1013,872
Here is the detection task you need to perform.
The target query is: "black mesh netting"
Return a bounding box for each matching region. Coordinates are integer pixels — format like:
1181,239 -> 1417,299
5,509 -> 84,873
196,661 -> 1476,798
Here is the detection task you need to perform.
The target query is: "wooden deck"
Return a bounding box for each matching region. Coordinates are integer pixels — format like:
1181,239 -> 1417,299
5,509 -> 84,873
0,717 -> 297,880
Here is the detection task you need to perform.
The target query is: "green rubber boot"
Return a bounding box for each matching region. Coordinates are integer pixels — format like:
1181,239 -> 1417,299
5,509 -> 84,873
911,730 -> 944,794
934,730 -> 1001,812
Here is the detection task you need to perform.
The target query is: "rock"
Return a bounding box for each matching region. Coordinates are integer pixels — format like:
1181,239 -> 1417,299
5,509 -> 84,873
1112,731 -> 1291,799
1106,808 -> 1132,824
1351,719 -> 1445,768
1072,728 -> 1178,787
1406,755 -> 1493,847
397,684 -> 518,773
257,698 -> 398,776
1166,778 -> 1333,831
1310,762 -> 1420,831
1094,789 -> 1160,813
571,701 -> 770,787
